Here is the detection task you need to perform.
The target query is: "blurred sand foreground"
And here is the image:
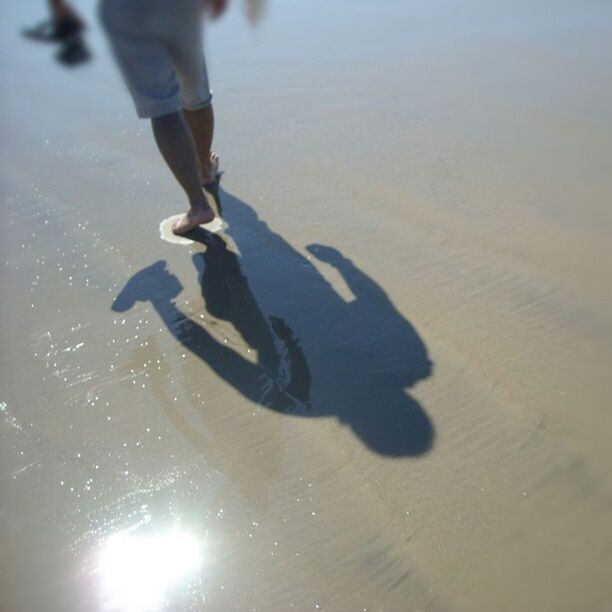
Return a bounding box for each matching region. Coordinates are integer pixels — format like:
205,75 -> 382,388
1,1 -> 611,610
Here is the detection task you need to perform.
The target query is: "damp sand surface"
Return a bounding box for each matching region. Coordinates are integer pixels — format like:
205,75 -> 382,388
1,1 -> 612,610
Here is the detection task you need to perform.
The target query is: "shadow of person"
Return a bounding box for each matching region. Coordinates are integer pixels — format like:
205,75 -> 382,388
113,187 -> 435,457
303,243 -> 433,456
191,230 -> 312,406
112,242 -> 311,415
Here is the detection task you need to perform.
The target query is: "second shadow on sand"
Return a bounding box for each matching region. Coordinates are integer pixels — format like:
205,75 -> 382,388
113,187 -> 435,457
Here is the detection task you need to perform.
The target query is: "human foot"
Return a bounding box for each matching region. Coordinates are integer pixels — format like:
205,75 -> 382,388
201,151 -> 220,187
172,206 -> 215,235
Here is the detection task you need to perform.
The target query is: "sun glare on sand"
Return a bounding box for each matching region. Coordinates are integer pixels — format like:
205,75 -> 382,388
97,528 -> 203,611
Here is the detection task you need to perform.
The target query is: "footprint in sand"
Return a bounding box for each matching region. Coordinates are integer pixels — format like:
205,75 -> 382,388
159,214 -> 227,245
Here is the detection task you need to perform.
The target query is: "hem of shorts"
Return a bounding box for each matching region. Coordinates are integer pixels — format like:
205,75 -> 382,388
136,101 -> 183,119
182,93 -> 213,112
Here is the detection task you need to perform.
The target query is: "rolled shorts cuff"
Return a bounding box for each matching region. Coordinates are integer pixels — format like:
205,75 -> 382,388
137,92 -> 213,119
136,98 -> 183,119
182,91 -> 213,112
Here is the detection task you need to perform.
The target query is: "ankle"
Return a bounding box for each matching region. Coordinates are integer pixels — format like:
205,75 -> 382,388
200,165 -> 214,182
189,194 -> 208,212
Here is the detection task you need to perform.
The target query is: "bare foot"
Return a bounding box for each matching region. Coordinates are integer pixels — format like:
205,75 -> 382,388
201,151 -> 220,186
172,206 -> 215,235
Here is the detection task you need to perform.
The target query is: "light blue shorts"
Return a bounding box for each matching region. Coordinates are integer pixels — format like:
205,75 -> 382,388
99,0 -> 212,118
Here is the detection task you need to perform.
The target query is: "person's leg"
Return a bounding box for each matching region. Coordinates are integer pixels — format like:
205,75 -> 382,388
101,0 -> 215,233
183,104 -> 218,186
22,0 -> 83,41
49,0 -> 83,28
167,5 -> 218,186
151,112 -> 215,233
49,0 -> 66,17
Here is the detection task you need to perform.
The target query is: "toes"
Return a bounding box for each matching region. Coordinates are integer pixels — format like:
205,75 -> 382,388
172,216 -> 190,234
209,152 -> 220,170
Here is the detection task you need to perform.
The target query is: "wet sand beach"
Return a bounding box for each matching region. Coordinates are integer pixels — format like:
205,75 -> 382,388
1,0 -> 612,610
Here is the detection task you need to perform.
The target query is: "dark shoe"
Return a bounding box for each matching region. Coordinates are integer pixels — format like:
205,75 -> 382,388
56,36 -> 91,67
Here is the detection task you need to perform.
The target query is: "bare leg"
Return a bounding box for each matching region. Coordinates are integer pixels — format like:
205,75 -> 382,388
49,0 -> 82,26
151,111 -> 214,234
183,104 -> 218,185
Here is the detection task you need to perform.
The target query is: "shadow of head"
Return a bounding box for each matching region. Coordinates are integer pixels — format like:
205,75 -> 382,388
348,392 -> 435,456
112,260 -> 182,312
